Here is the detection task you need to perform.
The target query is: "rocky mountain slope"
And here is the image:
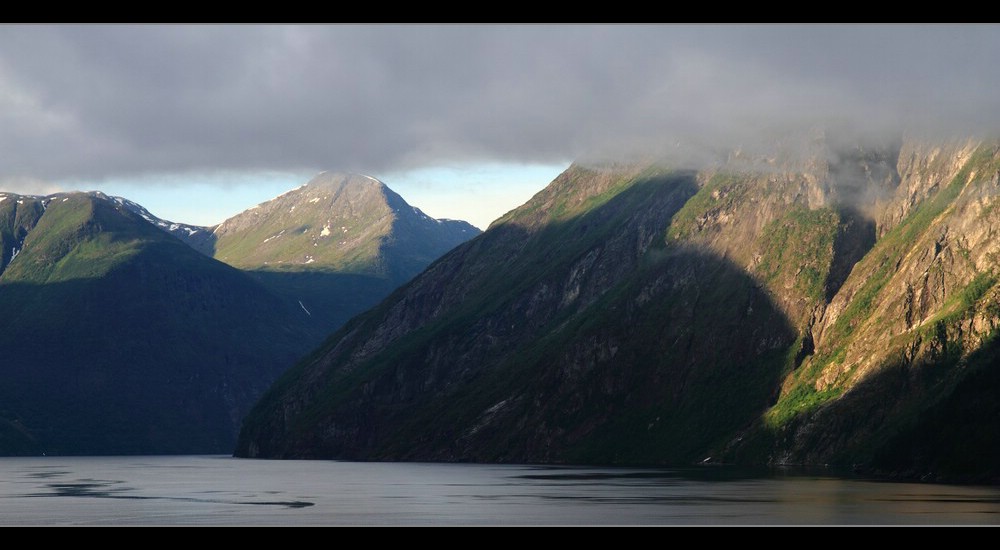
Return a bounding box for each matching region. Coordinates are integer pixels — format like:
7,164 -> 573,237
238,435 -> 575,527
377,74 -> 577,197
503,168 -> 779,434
205,172 -> 480,334
236,131 -> 1000,481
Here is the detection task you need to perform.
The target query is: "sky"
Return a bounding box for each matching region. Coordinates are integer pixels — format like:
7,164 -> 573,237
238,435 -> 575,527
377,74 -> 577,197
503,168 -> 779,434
1,24 -> 999,229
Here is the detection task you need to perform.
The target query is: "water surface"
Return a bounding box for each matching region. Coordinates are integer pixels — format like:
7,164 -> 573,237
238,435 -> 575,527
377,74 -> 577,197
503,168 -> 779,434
0,456 -> 996,525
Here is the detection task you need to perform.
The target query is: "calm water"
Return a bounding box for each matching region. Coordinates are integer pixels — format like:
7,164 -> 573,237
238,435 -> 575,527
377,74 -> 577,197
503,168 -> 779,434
0,455 -> 997,525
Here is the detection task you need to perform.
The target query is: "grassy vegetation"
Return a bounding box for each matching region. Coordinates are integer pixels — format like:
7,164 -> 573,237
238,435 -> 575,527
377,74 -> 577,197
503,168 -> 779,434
0,193 -> 327,455
760,144 -> 999,434
667,172 -> 747,241
239,166 -> 700,454
239,165 -> 807,464
755,207 -> 838,303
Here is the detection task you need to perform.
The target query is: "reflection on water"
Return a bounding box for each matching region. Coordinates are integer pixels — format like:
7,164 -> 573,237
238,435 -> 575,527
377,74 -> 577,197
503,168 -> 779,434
16,466 -> 314,510
0,456 -> 996,525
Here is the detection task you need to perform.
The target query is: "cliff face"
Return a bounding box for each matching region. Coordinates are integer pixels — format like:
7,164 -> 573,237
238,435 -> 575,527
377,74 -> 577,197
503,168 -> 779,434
237,132 -> 1000,481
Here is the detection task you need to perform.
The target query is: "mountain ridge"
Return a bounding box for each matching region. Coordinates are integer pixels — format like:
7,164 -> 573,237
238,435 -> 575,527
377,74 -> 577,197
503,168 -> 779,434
0,191 -> 319,454
0,174 -> 480,455
236,132 -> 1000,481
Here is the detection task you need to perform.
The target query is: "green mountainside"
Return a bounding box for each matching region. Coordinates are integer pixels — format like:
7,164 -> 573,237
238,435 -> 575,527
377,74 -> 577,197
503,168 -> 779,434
0,174 -> 479,456
206,172 -> 480,333
0,192 -> 319,454
237,133 -> 1000,481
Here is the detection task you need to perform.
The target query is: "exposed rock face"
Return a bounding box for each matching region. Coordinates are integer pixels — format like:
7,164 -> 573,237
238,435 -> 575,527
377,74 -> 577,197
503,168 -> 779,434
237,132 -> 1000,481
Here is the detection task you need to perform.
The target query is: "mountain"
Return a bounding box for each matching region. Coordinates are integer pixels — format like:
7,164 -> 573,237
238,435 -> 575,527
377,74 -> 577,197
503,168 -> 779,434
236,131 -> 1000,481
0,191 -> 322,455
0,174 -> 480,456
129,173 -> 480,338
115,195 -> 216,256
206,172 -> 480,334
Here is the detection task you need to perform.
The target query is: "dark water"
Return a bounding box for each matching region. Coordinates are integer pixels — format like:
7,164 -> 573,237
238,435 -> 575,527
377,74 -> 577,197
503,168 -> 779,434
0,455 -> 997,525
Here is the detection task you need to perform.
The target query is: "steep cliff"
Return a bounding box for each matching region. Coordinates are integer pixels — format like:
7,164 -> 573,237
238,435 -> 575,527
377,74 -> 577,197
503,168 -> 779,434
237,132 -> 1000,481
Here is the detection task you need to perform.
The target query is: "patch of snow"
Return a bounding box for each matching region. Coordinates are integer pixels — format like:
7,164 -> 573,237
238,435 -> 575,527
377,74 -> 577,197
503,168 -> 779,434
157,221 -> 168,227
309,197 -> 321,203
289,206 -> 296,213
17,200 -> 23,204
0,197 -> 6,204
249,205 -> 259,210
62,198 -> 69,202
298,301 -> 312,316
169,224 -> 180,231
320,224 -> 331,237
10,247 -> 19,262
184,227 -> 199,236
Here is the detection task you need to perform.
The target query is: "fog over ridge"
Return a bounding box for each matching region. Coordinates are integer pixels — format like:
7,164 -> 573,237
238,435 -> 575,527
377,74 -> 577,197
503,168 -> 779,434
0,24 -> 997,188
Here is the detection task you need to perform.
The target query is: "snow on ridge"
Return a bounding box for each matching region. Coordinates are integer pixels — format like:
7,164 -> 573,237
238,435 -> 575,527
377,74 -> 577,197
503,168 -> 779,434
272,183 -> 308,201
262,229 -> 287,244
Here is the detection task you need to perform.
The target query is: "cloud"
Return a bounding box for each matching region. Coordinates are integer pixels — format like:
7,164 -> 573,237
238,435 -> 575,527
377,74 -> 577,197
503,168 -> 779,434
1,24 -> 998,185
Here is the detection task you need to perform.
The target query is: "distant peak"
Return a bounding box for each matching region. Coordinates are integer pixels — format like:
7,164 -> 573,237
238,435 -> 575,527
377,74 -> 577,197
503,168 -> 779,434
305,171 -> 386,189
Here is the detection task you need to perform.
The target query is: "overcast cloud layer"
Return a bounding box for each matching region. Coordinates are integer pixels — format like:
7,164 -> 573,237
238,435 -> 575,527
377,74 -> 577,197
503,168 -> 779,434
1,24 -> 999,184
